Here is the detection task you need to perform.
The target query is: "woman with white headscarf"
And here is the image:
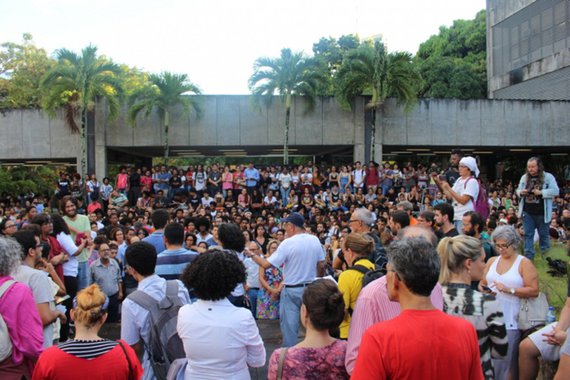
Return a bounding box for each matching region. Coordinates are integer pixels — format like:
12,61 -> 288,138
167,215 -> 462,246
434,156 -> 480,233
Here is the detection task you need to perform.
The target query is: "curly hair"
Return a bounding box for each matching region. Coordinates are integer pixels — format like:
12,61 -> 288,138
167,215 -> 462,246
0,236 -> 22,276
181,248 -> 246,301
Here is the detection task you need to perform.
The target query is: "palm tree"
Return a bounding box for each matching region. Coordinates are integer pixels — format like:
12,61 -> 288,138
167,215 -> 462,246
336,39 -> 420,162
41,45 -> 123,176
249,48 -> 327,165
128,72 -> 201,159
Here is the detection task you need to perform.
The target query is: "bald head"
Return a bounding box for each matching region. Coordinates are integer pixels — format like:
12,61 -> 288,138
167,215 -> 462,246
397,226 -> 437,247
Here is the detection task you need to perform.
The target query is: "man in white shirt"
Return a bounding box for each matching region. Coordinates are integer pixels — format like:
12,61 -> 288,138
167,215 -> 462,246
247,212 -> 325,346
353,161 -> 366,190
121,241 -> 191,380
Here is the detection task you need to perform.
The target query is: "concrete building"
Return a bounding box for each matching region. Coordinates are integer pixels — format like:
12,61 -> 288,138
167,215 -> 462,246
487,0 -> 570,99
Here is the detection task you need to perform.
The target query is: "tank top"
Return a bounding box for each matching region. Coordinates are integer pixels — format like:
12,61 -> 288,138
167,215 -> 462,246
486,254 -> 524,330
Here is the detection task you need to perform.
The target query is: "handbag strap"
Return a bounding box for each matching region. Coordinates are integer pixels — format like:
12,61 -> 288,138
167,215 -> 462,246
277,347 -> 289,380
118,341 -> 133,380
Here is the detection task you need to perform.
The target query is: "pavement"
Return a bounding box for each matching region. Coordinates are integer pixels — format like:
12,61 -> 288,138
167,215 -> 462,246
99,318 -> 290,380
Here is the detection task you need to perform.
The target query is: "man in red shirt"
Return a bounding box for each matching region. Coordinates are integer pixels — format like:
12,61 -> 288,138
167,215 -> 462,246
351,237 -> 483,380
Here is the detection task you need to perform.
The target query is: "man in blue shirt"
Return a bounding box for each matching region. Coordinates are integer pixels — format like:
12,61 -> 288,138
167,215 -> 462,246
142,209 -> 170,254
244,162 -> 260,195
156,222 -> 198,281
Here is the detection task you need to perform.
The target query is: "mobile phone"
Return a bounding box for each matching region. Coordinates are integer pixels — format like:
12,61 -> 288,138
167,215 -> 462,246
482,285 -> 492,292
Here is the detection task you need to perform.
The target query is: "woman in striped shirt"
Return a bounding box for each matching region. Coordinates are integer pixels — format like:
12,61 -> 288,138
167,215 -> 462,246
32,284 -> 142,380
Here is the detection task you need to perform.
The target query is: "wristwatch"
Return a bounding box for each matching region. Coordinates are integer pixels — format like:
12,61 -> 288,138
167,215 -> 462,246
509,288 -> 515,295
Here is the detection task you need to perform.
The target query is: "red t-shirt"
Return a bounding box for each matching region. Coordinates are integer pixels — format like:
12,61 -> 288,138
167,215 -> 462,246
32,340 -> 143,380
352,309 -> 483,380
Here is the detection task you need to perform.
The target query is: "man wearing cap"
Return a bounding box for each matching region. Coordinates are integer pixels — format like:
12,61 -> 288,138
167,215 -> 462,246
245,212 -> 325,347
434,156 -> 479,233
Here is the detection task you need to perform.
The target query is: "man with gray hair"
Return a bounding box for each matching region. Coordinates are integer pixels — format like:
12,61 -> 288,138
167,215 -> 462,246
351,237 -> 483,379
349,207 -> 385,266
397,200 -> 418,226
345,226 -> 444,374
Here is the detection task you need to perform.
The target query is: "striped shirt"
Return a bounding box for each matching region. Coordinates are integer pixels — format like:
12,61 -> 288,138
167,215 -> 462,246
443,284 -> 508,380
156,247 -> 198,280
58,339 -> 118,359
345,275 -> 444,374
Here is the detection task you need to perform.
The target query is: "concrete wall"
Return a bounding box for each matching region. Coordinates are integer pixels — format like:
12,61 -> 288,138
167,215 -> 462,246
103,95 -> 364,149
0,108 -> 80,164
2,97 -> 570,177
381,98 -> 570,146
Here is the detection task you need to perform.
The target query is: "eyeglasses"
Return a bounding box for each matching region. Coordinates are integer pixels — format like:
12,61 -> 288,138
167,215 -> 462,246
349,219 -> 361,224
4,224 -> 17,229
494,243 -> 511,250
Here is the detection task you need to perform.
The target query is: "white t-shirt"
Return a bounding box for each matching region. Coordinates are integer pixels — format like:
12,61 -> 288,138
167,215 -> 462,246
268,233 -> 325,285
11,265 -> 55,347
451,177 -> 479,221
57,232 -> 79,277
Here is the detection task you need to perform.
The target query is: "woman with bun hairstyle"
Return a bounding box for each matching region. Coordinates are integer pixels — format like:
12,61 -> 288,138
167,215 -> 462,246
32,284 -> 142,380
267,279 -> 349,379
337,233 -> 375,339
438,235 -> 507,380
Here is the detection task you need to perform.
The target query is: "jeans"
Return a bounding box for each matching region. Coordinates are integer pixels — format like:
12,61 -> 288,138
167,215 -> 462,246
280,286 -> 305,347
247,288 -> 259,318
521,212 -> 550,260
77,260 -> 89,291
280,188 -> 290,207
61,276 -> 78,341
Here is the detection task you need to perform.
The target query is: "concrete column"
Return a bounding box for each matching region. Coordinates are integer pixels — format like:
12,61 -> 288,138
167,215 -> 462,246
373,141 -> 383,165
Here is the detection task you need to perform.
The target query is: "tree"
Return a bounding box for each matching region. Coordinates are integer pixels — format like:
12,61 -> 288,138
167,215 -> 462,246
0,33 -> 54,110
41,45 -> 123,176
249,48 -> 327,164
127,71 -> 201,159
336,38 -> 420,162
312,34 -> 360,96
416,9 -> 486,99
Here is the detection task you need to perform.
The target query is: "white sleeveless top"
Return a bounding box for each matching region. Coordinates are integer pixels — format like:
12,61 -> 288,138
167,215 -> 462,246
486,254 -> 524,330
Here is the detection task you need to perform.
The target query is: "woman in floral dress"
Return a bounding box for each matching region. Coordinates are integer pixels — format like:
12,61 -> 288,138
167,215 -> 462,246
257,240 -> 282,319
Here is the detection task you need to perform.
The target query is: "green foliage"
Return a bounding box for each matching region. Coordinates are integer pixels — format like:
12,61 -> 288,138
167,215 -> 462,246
416,10 -> 486,99
249,48 -> 328,164
0,166 -> 58,196
534,245 -> 569,315
128,71 -> 201,159
41,45 -> 124,128
0,34 -> 54,110
336,38 -> 420,111
249,48 -> 327,109
312,34 -> 360,95
40,45 -> 125,176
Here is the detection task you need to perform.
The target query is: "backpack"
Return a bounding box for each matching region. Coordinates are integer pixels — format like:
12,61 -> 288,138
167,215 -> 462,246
0,280 -> 15,362
345,264 -> 386,316
128,281 -> 186,380
349,264 -> 387,289
365,232 -> 388,270
465,177 -> 490,220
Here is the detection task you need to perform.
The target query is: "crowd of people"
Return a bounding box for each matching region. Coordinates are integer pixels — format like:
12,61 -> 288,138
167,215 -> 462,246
0,150 -> 570,380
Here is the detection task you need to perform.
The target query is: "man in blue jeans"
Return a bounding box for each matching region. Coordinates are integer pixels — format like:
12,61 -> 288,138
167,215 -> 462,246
246,212 -> 325,346
516,157 -> 559,259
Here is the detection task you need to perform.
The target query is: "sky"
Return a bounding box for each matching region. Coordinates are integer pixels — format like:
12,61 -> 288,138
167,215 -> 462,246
1,0 -> 486,94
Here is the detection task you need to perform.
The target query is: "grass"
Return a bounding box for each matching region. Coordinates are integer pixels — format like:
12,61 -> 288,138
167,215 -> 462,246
533,243 -> 569,317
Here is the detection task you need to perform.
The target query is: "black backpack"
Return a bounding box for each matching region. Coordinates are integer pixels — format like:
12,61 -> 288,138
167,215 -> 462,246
128,281 -> 186,380
349,263 -> 387,289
